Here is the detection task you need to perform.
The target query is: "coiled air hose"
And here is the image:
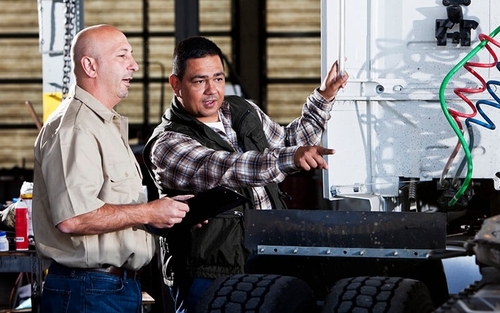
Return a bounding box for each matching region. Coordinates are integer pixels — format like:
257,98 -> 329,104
439,26 -> 500,207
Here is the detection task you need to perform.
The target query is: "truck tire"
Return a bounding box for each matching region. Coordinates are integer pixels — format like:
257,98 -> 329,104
195,274 -> 317,313
321,276 -> 434,313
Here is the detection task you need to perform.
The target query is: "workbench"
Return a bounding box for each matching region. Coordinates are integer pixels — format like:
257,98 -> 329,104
0,250 -> 51,313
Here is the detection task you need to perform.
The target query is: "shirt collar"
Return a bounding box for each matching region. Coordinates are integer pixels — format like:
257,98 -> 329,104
72,85 -> 120,123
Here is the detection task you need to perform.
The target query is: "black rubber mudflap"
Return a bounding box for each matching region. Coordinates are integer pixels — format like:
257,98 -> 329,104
321,276 -> 434,313
195,274 -> 317,313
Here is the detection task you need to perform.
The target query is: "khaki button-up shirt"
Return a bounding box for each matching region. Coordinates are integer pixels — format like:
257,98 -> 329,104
33,85 -> 155,270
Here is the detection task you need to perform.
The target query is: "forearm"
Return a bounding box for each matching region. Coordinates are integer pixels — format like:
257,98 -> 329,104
289,89 -> 335,145
57,203 -> 149,235
262,89 -> 335,148
152,137 -> 299,192
218,147 -> 299,187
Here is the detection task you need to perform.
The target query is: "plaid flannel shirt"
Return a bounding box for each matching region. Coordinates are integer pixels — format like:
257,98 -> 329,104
150,88 -> 334,210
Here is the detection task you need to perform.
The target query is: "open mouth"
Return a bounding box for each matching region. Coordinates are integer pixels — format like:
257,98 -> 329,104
123,78 -> 133,86
203,98 -> 218,107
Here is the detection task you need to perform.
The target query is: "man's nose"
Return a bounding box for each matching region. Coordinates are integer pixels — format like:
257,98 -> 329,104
130,58 -> 139,71
205,80 -> 216,93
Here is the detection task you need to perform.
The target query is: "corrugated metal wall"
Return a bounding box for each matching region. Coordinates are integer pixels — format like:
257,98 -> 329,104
0,0 -> 320,170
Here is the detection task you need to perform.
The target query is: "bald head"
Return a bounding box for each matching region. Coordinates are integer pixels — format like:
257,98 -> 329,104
69,24 -> 139,109
71,24 -> 120,79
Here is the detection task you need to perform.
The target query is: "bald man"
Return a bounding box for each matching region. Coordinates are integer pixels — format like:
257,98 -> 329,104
33,24 -> 189,313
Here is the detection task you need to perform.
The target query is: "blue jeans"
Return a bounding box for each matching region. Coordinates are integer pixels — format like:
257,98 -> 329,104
41,262 -> 142,313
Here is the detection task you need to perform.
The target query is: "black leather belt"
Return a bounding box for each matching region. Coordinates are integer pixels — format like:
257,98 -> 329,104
50,262 -> 142,280
87,265 -> 142,280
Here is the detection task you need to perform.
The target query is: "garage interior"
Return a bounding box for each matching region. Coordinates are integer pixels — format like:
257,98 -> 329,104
3,1 -> 497,312
0,0 -> 326,312
0,0 -> 325,207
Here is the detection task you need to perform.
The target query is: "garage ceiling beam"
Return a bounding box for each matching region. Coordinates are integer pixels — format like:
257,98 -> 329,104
232,0 -> 266,110
175,0 -> 199,43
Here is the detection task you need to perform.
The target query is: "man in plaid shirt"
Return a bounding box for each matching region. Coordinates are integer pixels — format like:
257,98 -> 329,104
144,36 -> 348,312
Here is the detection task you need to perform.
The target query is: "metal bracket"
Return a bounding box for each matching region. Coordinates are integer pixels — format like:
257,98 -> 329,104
435,0 -> 478,46
257,245 -> 430,259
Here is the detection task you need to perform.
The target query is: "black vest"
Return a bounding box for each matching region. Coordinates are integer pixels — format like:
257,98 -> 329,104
144,95 -> 287,211
143,96 -> 287,278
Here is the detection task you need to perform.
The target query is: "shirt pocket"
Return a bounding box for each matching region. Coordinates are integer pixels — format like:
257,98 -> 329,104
104,160 -> 142,201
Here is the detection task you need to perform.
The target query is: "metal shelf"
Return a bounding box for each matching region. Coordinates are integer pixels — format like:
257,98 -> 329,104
0,250 -> 51,313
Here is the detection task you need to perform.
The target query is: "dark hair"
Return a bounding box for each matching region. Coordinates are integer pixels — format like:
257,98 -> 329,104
172,36 -> 224,80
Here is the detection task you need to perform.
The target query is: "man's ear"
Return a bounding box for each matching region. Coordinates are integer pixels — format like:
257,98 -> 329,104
169,74 -> 181,98
81,56 -> 97,78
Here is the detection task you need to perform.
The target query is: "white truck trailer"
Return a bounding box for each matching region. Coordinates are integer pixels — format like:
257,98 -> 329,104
196,1 -> 500,312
